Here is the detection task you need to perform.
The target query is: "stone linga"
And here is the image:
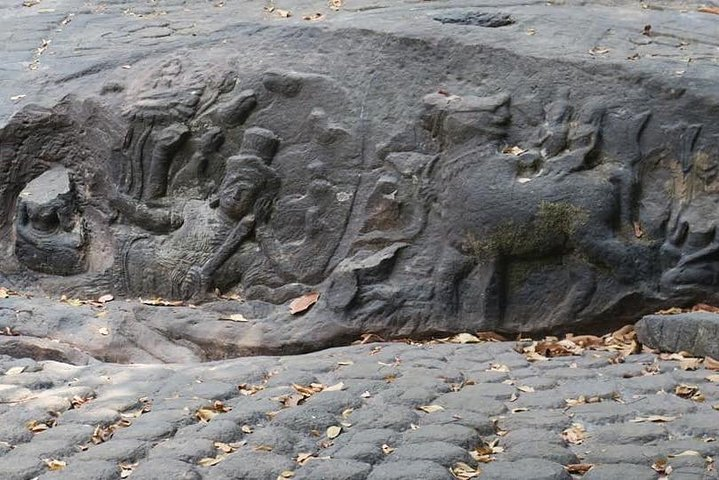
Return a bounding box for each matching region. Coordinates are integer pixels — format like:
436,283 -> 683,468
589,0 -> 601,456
1,0 -> 718,362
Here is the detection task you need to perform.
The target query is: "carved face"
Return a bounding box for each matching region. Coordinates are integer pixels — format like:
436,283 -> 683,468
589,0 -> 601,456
218,172 -> 261,220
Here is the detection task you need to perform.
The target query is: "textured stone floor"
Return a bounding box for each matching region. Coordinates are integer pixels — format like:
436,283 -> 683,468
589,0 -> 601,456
0,340 -> 717,479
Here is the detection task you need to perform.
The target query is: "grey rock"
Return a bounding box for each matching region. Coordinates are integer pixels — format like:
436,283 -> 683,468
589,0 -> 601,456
636,313 -> 719,358
478,459 -> 571,480
0,0 -> 718,360
293,458 -> 372,480
583,464 -> 658,480
367,460 -> 453,480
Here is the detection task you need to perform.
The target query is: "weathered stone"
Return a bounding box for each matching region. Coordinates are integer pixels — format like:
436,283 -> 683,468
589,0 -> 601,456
0,0 -> 717,360
636,313 -> 719,358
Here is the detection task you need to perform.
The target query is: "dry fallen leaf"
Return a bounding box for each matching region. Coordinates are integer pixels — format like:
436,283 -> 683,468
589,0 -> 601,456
196,401 -> 231,422
253,444 -> 274,452
705,357 -> 719,371
502,145 -> 526,156
302,12 -> 323,21
562,423 -> 587,445
448,333 -> 481,344
565,395 -> 601,407
241,424 -> 254,434
517,385 -> 535,393
289,292 -> 320,314
275,9 -> 291,17
220,313 -> 250,322
487,364 -> 510,373
630,415 -> 676,423
382,443 -> 395,454
98,327 -> 110,336
27,420 -> 50,433
98,294 -> 114,303
140,297 -> 184,307
707,374 -> 719,383
326,425 -> 342,439
328,0 -> 342,10
278,471 -> 295,479
675,384 -> 704,402
589,46 -> 610,55
296,452 -> 314,465
198,455 -> 226,467
652,458 -> 672,475
5,366 -> 26,376
680,357 -> 703,371
450,462 -> 481,479
565,463 -> 594,474
44,459 -> 66,471
324,382 -> 345,392
698,6 -> 719,15
119,462 -> 137,478
417,404 -> 445,413
238,383 -> 265,396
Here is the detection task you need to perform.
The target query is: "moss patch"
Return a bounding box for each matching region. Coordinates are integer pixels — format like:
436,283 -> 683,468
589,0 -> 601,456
463,201 -> 588,262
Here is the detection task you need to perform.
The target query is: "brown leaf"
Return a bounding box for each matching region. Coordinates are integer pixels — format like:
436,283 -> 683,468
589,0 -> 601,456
27,420 -> 50,433
450,462 -> 481,479
692,303 -> 719,313
561,423 -> 587,445
502,146 -> 526,156
140,297 -> 184,307
44,459 -> 66,471
381,443 -> 395,454
296,452 -> 315,465
630,415 -> 676,423
289,292 -> 320,314
680,357 -> 703,371
565,463 -> 594,474
705,357 -> 719,371
198,455 -> 226,467
675,384 -> 704,401
476,331 -> 508,342
656,307 -> 683,315
275,9 -> 291,17
196,401 -> 231,422
417,404 -> 445,413
651,458 -> 671,474
566,334 -> 604,348
447,333 -> 481,344
517,385 -> 535,393
328,0 -> 342,10
238,383 -> 265,396
253,444 -> 274,452
698,6 -> 719,15
302,12 -> 323,21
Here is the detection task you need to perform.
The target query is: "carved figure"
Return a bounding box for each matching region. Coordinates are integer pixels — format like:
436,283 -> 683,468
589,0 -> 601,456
14,167 -> 87,276
111,127 -> 281,299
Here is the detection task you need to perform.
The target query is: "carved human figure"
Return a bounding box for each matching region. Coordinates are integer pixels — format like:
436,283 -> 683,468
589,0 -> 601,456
110,127 -> 281,299
660,143 -> 719,291
14,167 -> 87,276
